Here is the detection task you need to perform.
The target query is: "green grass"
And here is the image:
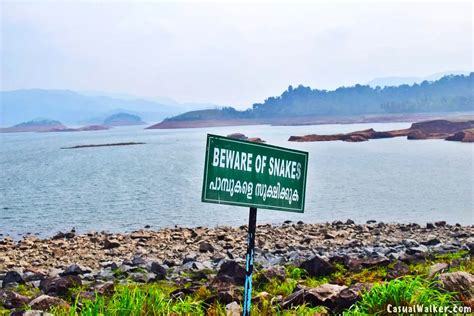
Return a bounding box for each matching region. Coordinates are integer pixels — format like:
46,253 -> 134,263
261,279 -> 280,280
346,276 -> 461,315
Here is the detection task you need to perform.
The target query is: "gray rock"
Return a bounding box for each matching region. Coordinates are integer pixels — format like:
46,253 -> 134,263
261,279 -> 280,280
406,245 -> 428,254
402,239 -> 419,248
226,301 -> 241,316
2,271 -> 24,288
421,238 -> 441,246
428,263 -> 449,279
435,221 -> 447,227
61,263 -> 92,276
131,256 -> 147,266
150,262 -> 167,280
300,255 -> 336,277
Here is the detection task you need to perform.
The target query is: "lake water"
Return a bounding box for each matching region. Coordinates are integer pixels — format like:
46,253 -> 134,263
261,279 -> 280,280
0,123 -> 473,238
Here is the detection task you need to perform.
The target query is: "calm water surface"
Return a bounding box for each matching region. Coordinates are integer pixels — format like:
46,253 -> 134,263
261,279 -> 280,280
1,123 -> 473,238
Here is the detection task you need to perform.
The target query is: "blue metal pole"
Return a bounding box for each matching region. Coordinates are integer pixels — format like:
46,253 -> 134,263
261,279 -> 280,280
243,207 -> 257,316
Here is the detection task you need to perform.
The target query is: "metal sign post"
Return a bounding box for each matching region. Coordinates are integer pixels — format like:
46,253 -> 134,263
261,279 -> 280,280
243,207 -> 257,316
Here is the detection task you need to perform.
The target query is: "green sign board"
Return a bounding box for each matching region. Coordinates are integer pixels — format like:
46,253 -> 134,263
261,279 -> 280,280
202,134 -> 308,213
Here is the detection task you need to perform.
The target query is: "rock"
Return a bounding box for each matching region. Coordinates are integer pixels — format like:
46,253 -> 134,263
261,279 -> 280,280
445,129 -> 474,142
96,282 -> 115,296
52,230 -> 75,240
128,272 -> 150,283
281,289 -> 305,308
227,133 -> 247,140
428,263 -> 449,279
406,245 -> 428,255
438,272 -> 474,298
305,284 -> 347,308
0,289 -> 30,309
324,232 -> 337,239
345,219 -> 355,225
402,239 -> 419,247
366,220 -> 376,224
199,242 -> 215,253
131,256 -> 147,266
61,263 -> 92,276
435,221 -> 447,227
247,137 -> 265,143
421,238 -> 441,246
426,222 -> 435,229
300,255 -> 336,277
386,261 -> 409,279
2,271 -> 24,288
103,239 -> 121,249
11,311 -> 54,316
345,256 -> 390,272
204,290 -> 235,305
39,275 -> 82,296
29,294 -> 69,310
216,261 -> 246,285
333,283 -> 373,313
150,262 -> 167,280
226,301 -> 241,316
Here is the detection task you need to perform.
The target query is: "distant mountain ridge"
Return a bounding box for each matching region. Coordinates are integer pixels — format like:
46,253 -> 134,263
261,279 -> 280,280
366,71 -> 471,87
0,89 -> 221,127
148,73 -> 473,128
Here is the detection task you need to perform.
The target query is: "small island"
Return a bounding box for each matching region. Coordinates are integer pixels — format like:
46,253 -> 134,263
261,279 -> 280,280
103,113 -> 146,126
289,119 -> 474,143
0,119 -> 67,133
0,119 -> 111,133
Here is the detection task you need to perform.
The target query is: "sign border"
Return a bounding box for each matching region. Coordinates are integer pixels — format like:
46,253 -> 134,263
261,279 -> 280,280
201,134 -> 308,213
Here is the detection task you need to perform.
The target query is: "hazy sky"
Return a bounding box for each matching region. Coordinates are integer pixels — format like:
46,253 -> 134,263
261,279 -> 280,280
1,1 -> 472,108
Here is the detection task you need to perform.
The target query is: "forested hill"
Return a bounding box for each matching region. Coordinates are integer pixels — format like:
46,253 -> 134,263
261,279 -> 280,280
158,73 -> 473,125
251,73 -> 473,117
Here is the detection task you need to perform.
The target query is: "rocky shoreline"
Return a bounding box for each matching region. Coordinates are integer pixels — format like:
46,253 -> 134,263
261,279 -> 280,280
289,119 -> 474,142
1,221 -> 473,314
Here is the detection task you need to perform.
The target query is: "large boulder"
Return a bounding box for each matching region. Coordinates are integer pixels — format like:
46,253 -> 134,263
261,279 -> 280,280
300,255 -> 336,277
305,284 -> 347,309
438,272 -> 474,298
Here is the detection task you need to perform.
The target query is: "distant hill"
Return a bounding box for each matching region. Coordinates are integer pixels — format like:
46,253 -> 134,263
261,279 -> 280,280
367,71 -> 470,87
103,113 -> 145,126
148,73 -> 474,128
0,89 -> 215,127
1,118 -> 66,132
